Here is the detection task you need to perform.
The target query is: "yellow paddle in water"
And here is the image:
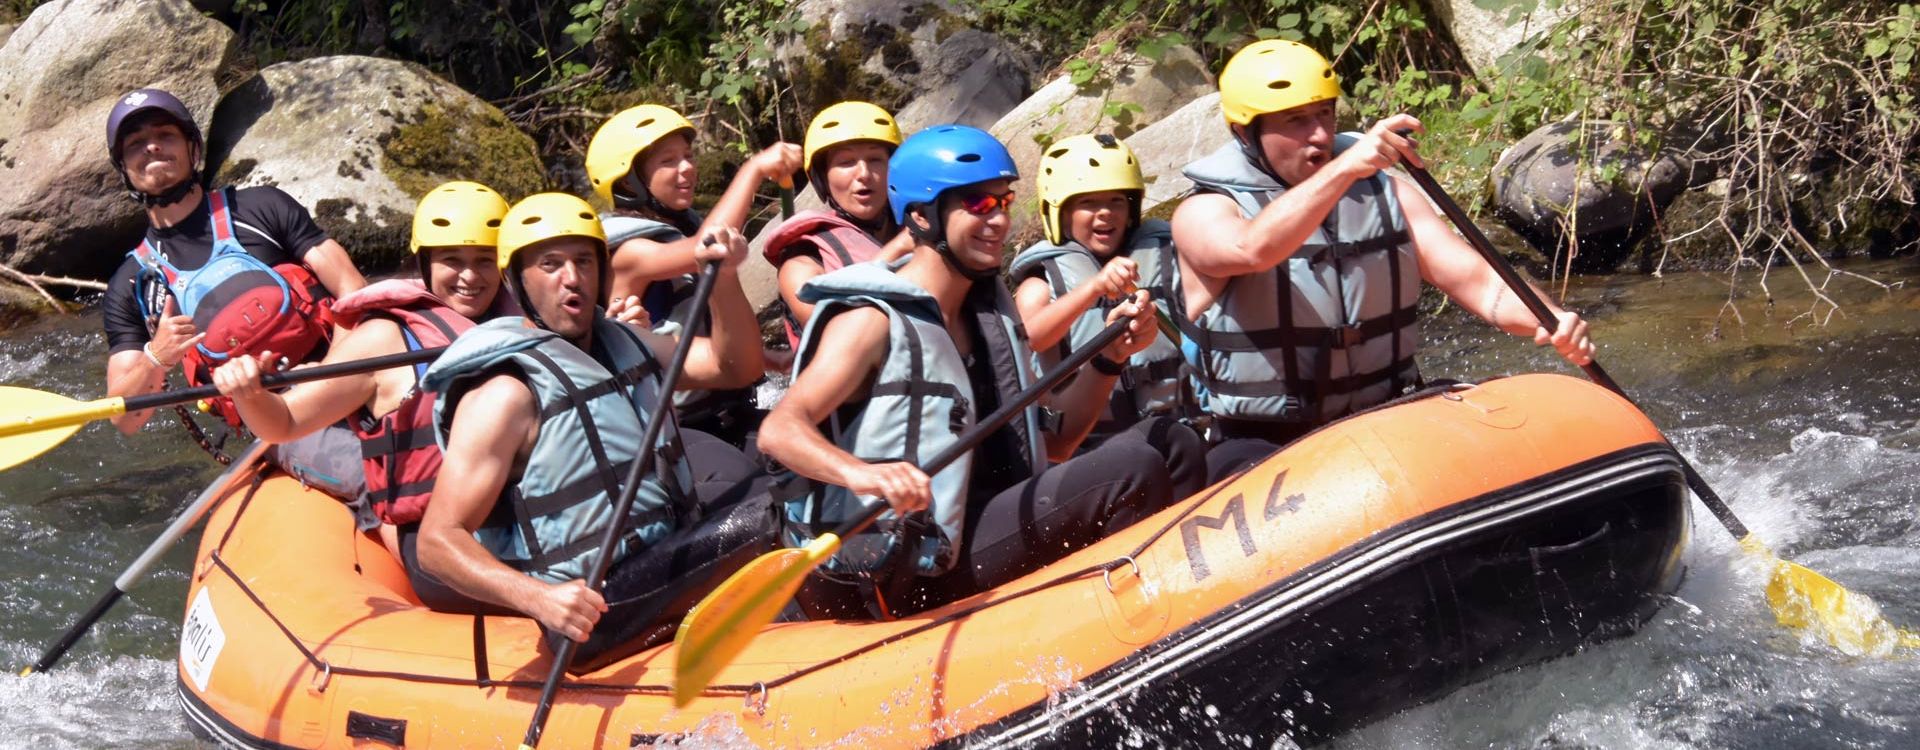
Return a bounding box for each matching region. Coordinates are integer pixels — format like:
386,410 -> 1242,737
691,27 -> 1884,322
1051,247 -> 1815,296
672,317 -> 1135,707
1401,159 -> 1920,655
0,345 -> 447,472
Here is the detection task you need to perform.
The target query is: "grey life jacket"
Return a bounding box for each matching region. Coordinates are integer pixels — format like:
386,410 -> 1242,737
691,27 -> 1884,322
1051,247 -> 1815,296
1178,136 -> 1422,425
423,316 -> 697,583
603,210 -> 754,421
783,262 -> 1047,578
1007,219 -> 1191,440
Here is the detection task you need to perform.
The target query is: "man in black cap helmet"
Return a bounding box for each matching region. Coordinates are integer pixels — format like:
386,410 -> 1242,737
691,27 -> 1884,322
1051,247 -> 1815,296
100,88 -> 369,495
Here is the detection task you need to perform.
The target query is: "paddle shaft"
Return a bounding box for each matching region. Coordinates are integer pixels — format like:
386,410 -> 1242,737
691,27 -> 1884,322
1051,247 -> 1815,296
828,318 -> 1134,542
520,261 -> 722,750
23,440 -> 271,675
1400,163 -> 1752,539
780,186 -> 796,218
120,346 -> 451,417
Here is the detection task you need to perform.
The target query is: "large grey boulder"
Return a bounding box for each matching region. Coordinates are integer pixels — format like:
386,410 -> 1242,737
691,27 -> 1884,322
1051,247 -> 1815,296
207,56 -> 544,272
789,0 -> 1037,132
987,45 -> 1213,234
0,0 -> 238,279
1493,120 -> 1689,272
1430,0 -> 1577,80
1119,92 -> 1229,215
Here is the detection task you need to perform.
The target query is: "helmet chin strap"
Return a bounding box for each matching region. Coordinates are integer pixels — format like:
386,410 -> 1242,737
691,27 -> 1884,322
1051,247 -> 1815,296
1231,127 -> 1290,187
615,172 -> 701,235
127,171 -> 201,208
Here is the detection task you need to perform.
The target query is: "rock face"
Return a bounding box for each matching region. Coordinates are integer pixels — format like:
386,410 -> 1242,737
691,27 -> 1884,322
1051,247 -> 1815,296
987,45 -> 1213,235
0,0 -> 238,279
207,56 -> 544,272
789,0 -> 1038,132
1493,120 -> 1689,273
1430,0 -> 1576,80
1118,92 -> 1229,216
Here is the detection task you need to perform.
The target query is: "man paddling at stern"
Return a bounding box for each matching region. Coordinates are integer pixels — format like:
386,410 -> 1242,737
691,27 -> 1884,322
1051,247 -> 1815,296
414,193 -> 778,670
1171,41 -> 1596,482
758,126 -> 1206,621
100,88 -> 369,492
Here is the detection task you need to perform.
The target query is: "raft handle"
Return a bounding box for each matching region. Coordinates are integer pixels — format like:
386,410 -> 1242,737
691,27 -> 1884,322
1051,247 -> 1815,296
311,660 -> 332,694
1103,556 -> 1142,593
744,681 -> 768,716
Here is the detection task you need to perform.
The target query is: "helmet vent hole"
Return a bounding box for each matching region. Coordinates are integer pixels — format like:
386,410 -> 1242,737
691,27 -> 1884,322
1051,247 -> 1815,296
637,118 -> 656,128
1088,158 -> 1101,167
1046,148 -> 1069,159
521,216 -> 541,225
823,120 -> 841,128
578,211 -> 594,221
874,118 -> 890,125
1044,167 -> 1053,175
956,153 -> 981,163
1322,68 -> 1333,78
486,219 -> 501,227
1268,80 -> 1293,90
432,218 -> 451,227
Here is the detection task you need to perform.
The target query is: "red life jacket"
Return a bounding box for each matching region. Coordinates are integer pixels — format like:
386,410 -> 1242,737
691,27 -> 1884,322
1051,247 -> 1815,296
762,209 -> 887,349
331,280 -> 474,525
133,188 -> 335,426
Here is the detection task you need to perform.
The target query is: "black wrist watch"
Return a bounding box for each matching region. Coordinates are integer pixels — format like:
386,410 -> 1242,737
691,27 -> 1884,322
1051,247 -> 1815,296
1091,353 -> 1127,376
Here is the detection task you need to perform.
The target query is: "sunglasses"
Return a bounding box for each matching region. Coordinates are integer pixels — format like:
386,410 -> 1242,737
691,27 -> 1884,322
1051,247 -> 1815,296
957,190 -> 1017,216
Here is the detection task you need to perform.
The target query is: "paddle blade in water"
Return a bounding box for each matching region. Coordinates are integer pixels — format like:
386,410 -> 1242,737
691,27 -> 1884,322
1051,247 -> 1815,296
0,386 -> 123,471
672,533 -> 843,707
1745,537 -> 1920,656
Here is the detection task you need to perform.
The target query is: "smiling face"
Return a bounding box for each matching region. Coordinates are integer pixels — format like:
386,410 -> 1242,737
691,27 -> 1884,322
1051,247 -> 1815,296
934,178 -> 1014,274
636,131 -> 697,212
1063,189 -> 1133,256
116,116 -> 198,195
515,237 -> 603,344
424,245 -> 501,320
821,141 -> 891,223
1245,99 -> 1338,186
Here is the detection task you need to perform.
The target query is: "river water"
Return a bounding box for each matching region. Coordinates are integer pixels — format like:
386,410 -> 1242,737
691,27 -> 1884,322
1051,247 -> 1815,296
0,260 -> 1915,749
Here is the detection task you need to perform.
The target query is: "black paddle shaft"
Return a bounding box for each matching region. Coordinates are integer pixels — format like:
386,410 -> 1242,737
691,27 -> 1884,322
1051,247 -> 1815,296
830,317 -> 1135,541
118,346 -> 451,414
1399,162 -> 1751,540
521,261 -> 722,749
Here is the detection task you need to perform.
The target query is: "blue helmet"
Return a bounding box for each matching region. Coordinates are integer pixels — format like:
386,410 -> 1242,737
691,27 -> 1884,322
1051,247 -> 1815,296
887,125 -> 1018,226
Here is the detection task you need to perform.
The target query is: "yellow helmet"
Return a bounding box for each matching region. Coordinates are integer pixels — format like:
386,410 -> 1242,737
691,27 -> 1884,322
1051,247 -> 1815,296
496,193 -> 606,270
803,101 -> 902,171
1037,134 -> 1144,245
410,181 -> 510,254
1218,39 -> 1341,127
585,104 -> 696,205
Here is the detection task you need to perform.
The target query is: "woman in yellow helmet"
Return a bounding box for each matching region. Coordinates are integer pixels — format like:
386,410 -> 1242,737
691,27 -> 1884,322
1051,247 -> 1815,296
209,182 -> 515,558
585,104 -> 800,448
761,101 -> 913,349
1008,133 -> 1198,452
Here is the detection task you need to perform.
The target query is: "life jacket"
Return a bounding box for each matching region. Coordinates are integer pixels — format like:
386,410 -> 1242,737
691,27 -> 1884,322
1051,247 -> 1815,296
762,209 -> 889,349
328,279 -> 474,525
602,213 -> 700,334
603,210 -> 756,428
1177,136 -> 1422,425
783,263 -> 1048,579
1007,220 -> 1191,440
132,187 -> 334,426
423,316 -> 697,583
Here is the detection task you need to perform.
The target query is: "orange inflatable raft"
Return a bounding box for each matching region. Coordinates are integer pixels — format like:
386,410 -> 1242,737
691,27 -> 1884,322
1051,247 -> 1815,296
176,374 -> 1689,748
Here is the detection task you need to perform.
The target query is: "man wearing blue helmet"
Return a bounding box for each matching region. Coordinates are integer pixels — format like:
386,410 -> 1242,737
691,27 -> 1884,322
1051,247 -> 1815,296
759,125 -> 1206,620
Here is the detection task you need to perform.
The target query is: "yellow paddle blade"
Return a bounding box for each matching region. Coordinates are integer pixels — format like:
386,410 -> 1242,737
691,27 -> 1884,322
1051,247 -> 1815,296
0,386 -> 126,471
672,533 -> 843,708
1743,536 -> 1920,657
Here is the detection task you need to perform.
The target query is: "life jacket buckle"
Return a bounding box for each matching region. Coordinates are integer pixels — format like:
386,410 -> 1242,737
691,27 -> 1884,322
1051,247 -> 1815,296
1336,324 -> 1367,348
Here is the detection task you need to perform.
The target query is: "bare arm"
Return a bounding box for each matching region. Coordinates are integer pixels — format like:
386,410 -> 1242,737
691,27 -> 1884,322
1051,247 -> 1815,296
665,227 -> 764,391
776,253 -> 827,333
300,239 -> 368,298
416,373 -> 608,641
758,307 -> 933,513
105,349 -> 170,434
1013,257 -> 1138,352
211,319 -> 404,443
1039,291 -> 1160,461
1399,178 -> 1594,364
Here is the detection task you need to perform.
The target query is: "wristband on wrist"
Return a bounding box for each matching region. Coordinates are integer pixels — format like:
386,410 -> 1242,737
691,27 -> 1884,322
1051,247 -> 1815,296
1091,353 -> 1127,376
142,342 -> 167,369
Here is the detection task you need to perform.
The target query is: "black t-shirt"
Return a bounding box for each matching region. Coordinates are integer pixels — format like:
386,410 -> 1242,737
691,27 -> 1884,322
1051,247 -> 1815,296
102,186 -> 331,355
962,319 -> 1034,502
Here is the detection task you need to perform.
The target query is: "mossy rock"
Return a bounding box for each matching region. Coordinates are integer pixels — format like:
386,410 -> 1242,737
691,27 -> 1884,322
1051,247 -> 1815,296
208,56 -> 544,275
